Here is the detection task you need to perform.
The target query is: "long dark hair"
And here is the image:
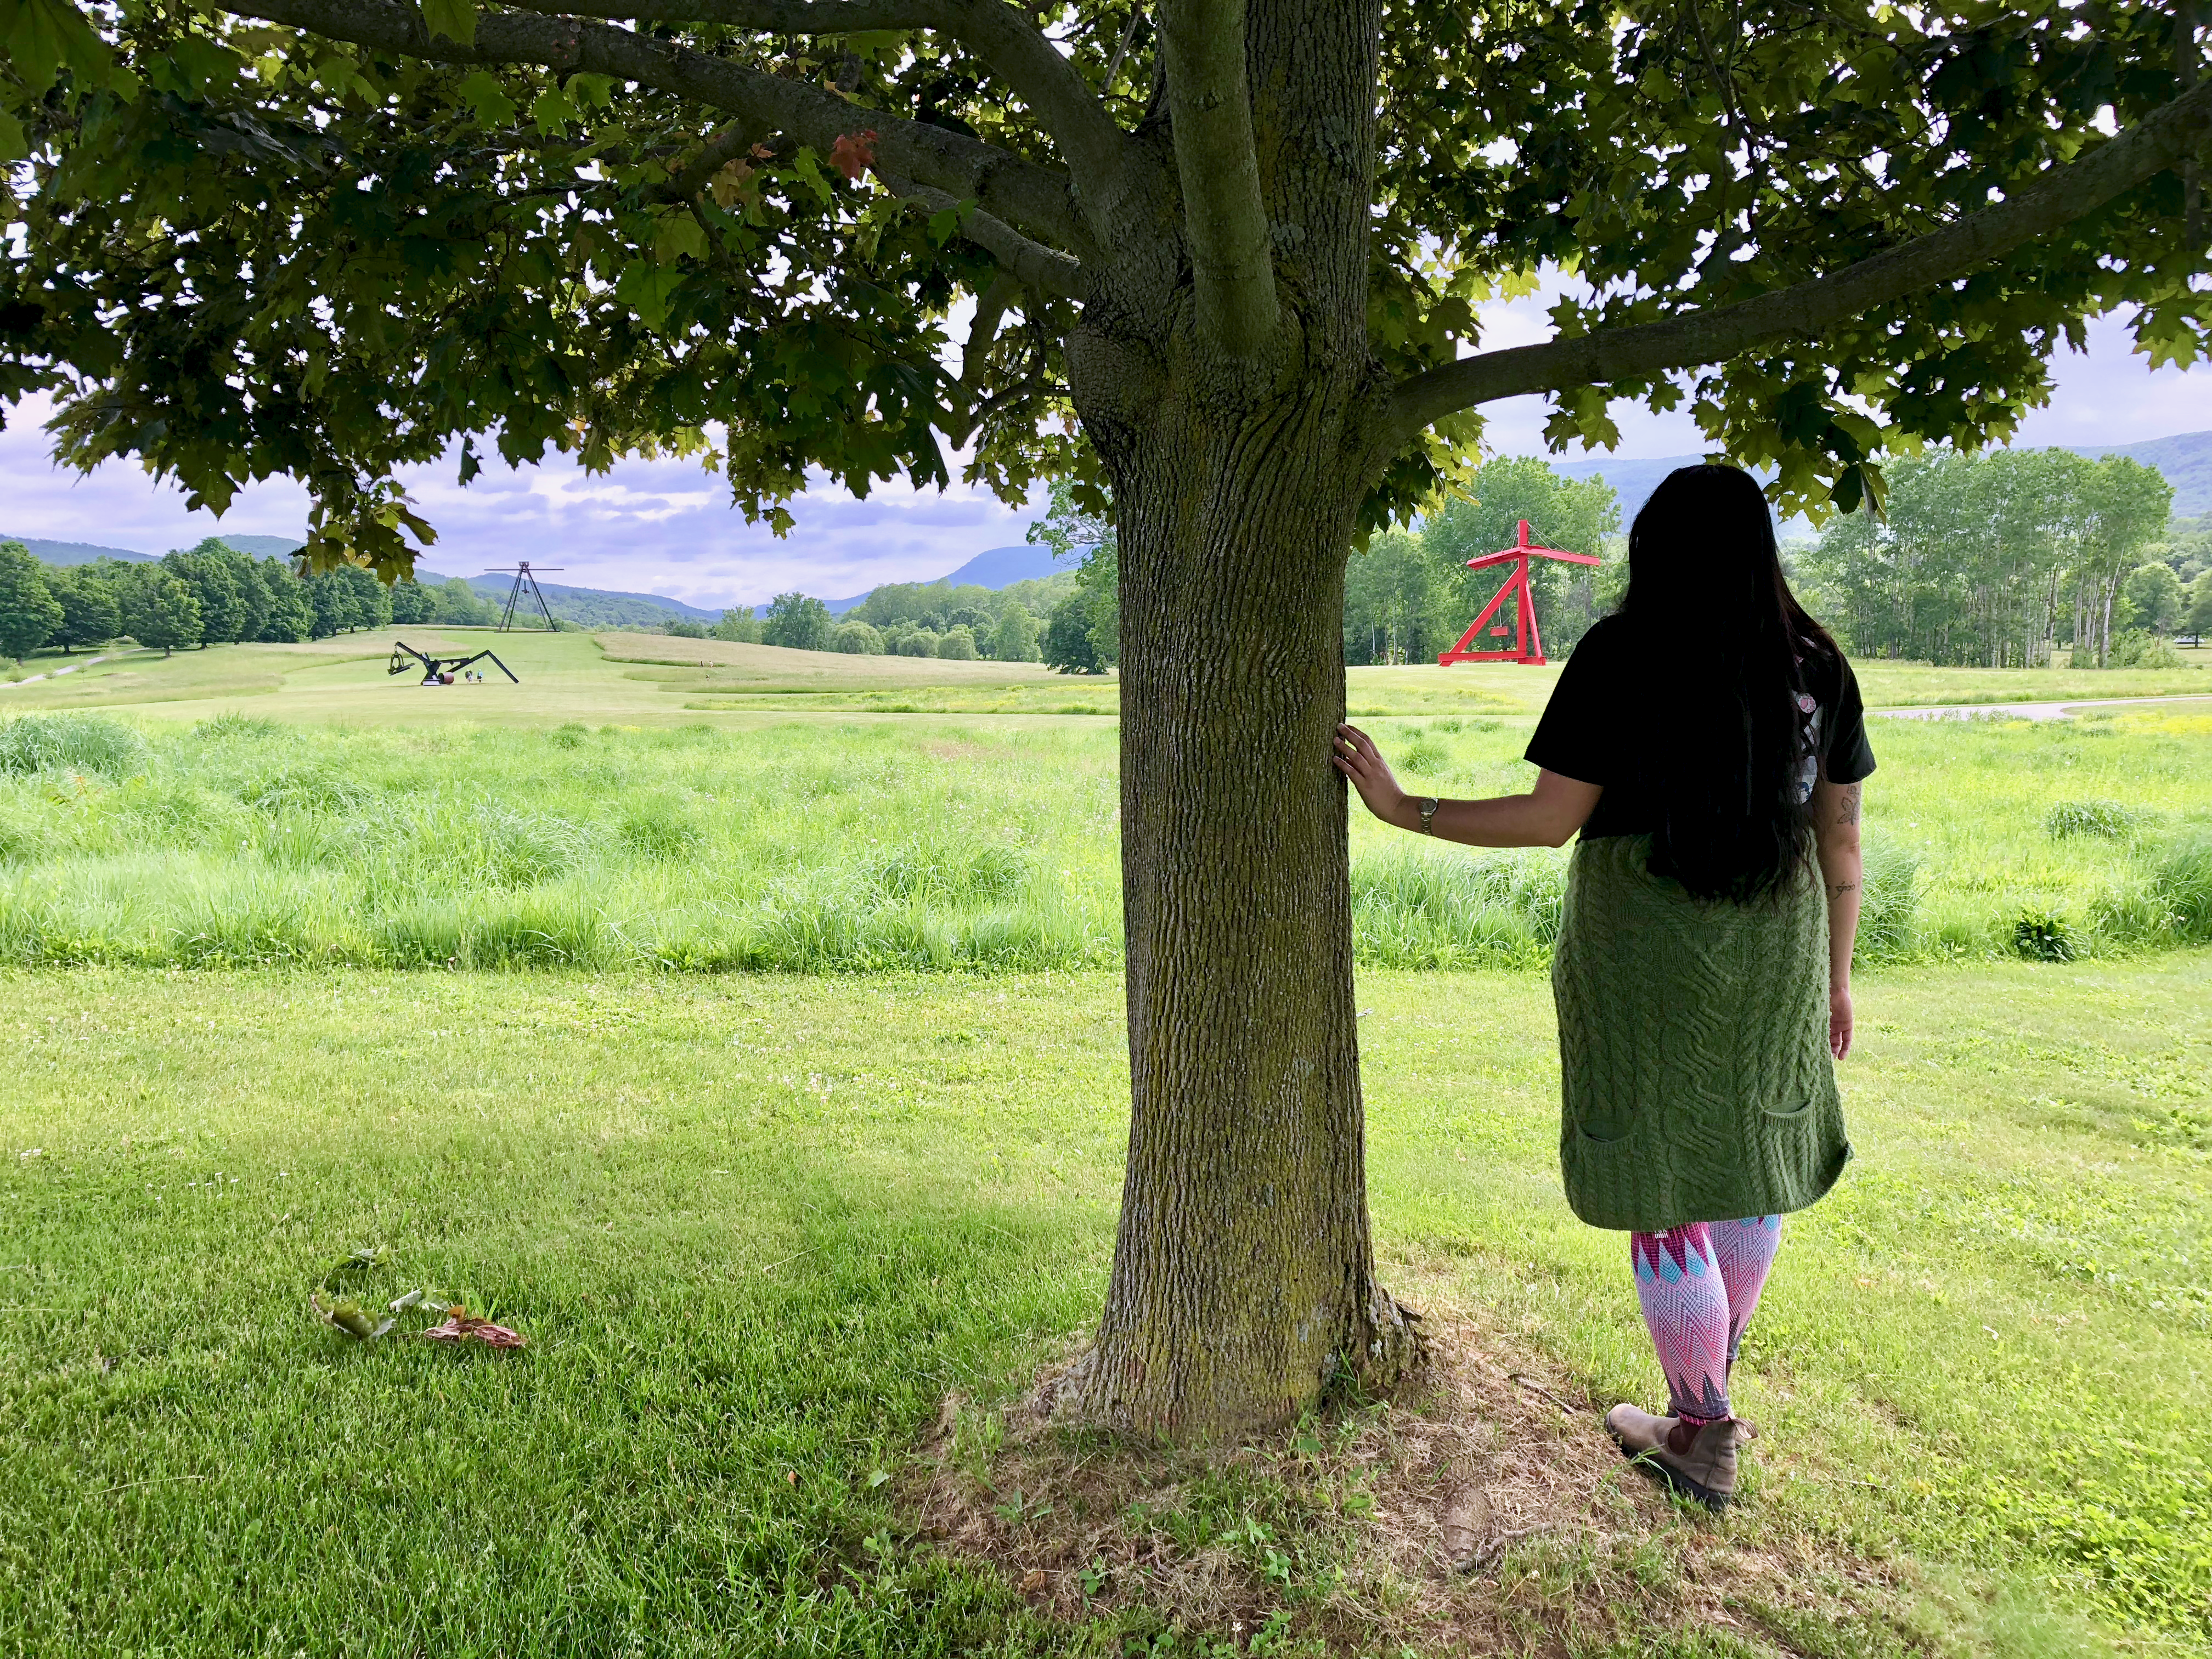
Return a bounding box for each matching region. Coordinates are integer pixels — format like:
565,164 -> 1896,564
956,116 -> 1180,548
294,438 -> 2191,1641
1620,464 -> 1840,904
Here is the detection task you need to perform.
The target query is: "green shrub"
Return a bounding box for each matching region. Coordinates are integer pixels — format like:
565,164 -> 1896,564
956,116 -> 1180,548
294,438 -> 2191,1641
2147,834 -> 2212,944
1350,843 -> 1563,968
2113,629 -> 2184,669
2045,799 -> 2145,840
240,769 -> 370,815
867,840 -> 1031,903
1856,836 -> 1920,961
936,626 -> 978,661
550,722 -> 589,749
0,713 -> 147,778
1396,736 -> 1449,776
2012,909 -> 2076,962
618,799 -> 702,861
193,711 -> 281,741
834,621 -> 884,655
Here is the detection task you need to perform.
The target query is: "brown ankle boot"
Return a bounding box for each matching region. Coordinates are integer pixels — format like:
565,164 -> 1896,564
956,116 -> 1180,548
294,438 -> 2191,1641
1604,1403 -> 1754,1510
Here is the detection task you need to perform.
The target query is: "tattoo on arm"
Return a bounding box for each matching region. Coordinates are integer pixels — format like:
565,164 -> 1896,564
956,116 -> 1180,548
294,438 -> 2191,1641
1828,881 -> 1859,896
1837,783 -> 1862,827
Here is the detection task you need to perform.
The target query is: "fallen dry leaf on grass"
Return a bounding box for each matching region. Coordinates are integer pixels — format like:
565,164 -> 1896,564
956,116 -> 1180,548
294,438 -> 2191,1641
420,1306 -> 527,1348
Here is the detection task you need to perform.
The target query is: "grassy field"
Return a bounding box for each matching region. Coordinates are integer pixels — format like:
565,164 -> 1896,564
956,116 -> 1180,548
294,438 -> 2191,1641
5,631 -> 2207,1654
3,957 -> 2205,1655
4,628 -> 2206,726
0,695 -> 2205,973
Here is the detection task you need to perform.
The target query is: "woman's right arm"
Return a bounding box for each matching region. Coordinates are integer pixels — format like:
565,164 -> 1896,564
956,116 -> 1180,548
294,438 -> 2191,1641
1812,778 -> 1863,1059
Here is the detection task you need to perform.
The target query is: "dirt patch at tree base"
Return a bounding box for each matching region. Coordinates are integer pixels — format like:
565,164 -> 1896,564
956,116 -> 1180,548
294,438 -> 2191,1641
907,1292 -> 1919,1655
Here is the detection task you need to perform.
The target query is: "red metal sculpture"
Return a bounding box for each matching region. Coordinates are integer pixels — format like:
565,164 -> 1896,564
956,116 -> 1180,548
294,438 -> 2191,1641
1437,519 -> 1601,667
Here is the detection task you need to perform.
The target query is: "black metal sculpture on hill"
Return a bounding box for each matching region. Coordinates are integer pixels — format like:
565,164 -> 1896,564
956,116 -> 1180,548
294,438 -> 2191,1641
483,562 -> 562,631
388,641 -> 519,686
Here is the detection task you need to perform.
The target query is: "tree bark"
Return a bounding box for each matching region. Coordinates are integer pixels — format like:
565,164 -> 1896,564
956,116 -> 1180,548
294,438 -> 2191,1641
1047,386 -> 1417,1439
1031,0 -> 1412,1441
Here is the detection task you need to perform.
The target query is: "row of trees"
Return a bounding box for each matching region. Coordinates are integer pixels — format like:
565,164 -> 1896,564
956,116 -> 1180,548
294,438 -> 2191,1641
1797,451 -> 2193,667
687,546 -> 1097,668
0,539 -> 502,661
1347,458 -> 1623,665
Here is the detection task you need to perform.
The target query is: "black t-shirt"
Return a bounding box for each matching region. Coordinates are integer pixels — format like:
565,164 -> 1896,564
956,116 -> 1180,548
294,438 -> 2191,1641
1525,614 -> 1877,840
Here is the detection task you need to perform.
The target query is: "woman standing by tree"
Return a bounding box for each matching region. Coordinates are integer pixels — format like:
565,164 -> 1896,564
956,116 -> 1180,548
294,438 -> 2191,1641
1335,464 -> 1873,1509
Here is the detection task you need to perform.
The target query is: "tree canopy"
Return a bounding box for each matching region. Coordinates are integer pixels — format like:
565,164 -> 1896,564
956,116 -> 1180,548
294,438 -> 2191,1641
3,2 -> 2205,571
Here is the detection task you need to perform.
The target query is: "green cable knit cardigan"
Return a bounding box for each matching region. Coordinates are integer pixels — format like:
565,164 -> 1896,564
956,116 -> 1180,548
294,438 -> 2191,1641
1551,834 -> 1853,1232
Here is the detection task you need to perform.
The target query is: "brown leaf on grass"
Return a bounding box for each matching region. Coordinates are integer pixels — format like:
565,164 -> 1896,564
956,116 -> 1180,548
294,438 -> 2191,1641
420,1306 -> 527,1348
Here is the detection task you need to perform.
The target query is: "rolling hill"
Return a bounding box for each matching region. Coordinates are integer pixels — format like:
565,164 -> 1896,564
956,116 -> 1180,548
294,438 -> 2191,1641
803,544 -> 1069,615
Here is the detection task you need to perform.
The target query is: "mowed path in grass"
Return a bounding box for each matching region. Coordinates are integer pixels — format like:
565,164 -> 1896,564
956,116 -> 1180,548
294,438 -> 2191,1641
5,628 -> 2207,727
3,959 -> 2206,1653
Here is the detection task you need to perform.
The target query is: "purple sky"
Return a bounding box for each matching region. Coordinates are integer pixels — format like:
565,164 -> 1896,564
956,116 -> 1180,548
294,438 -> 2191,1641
3,292 -> 2205,608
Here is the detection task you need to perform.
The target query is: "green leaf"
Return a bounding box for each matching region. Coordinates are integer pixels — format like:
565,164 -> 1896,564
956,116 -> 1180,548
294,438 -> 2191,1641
3,0 -> 135,98
791,148 -> 832,205
925,198 -> 975,247
565,72 -> 614,108
654,211 -> 707,266
616,261 -> 686,331
456,69 -> 517,129
421,0 -> 477,47
0,109 -> 24,163
530,84 -> 573,136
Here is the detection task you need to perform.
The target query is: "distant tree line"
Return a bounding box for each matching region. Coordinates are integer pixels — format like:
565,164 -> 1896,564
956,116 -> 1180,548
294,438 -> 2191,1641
1797,451 -> 2204,668
697,558 -> 1088,666
0,537 -> 499,662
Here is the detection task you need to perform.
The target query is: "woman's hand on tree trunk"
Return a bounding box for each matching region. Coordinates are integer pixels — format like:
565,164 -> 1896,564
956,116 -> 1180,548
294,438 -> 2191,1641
1334,724 -> 1410,829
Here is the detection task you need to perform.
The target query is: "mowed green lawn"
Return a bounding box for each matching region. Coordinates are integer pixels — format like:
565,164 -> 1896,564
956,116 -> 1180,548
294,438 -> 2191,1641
5,628 -> 2207,727
2,959 -> 2206,1655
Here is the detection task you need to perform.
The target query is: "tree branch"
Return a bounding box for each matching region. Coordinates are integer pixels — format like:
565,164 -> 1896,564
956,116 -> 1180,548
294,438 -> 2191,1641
963,268 -> 1020,382
228,0 -> 1085,250
1156,0 -> 1276,358
874,170 -> 1085,298
501,0 -> 1130,195
1387,76 -> 2212,446
655,119 -> 765,200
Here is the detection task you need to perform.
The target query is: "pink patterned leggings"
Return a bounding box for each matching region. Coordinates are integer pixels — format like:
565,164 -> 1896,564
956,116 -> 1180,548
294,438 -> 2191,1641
1629,1216 -> 1782,1424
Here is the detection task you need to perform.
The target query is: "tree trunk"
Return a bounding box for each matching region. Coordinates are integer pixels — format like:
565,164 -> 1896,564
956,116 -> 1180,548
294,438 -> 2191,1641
1034,0 -> 1414,1441
1047,388 -> 1415,1440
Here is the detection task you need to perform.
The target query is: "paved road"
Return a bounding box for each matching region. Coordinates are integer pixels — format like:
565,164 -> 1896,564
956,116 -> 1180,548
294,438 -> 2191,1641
1875,692 -> 2212,722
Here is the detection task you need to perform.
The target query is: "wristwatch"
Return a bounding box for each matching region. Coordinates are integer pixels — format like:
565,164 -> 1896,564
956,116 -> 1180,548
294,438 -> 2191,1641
1418,797 -> 1440,834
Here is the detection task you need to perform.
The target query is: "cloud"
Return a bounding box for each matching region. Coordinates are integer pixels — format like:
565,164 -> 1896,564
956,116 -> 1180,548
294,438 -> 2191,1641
0,393 -> 1043,607
3,291 -> 2203,602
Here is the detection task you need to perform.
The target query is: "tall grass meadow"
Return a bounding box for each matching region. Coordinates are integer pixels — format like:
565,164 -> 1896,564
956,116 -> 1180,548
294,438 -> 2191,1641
0,707 -> 2205,973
